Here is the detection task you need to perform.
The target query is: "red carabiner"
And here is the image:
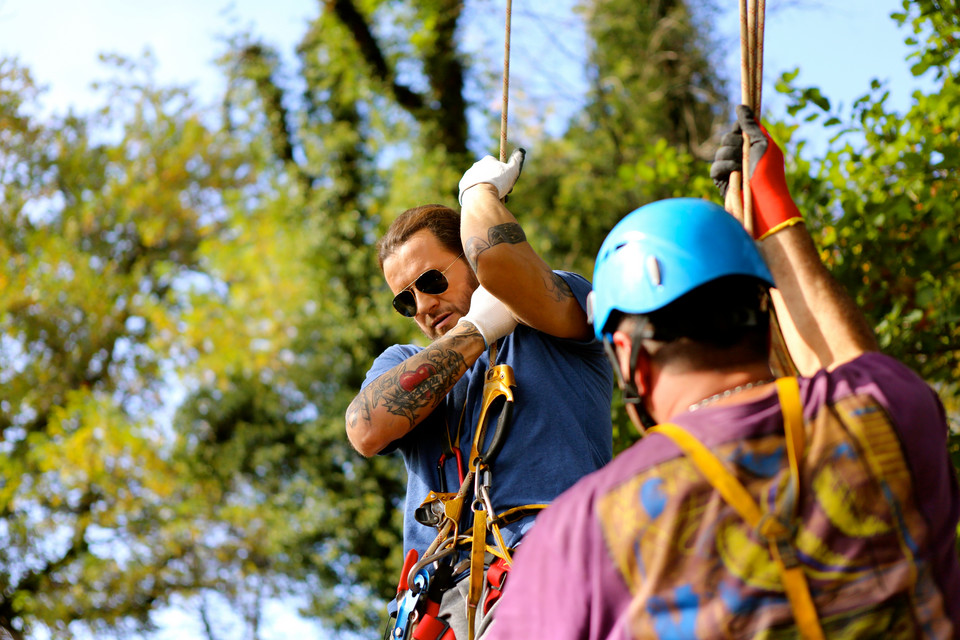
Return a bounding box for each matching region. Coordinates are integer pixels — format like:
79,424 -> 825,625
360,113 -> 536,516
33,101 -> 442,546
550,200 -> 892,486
437,447 -> 465,493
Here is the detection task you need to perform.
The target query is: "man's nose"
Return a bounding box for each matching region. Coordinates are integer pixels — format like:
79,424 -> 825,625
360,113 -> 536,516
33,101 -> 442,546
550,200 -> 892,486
414,289 -> 441,316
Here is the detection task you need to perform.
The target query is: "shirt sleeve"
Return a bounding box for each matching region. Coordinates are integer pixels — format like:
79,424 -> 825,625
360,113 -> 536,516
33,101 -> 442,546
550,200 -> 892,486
488,479 -> 630,640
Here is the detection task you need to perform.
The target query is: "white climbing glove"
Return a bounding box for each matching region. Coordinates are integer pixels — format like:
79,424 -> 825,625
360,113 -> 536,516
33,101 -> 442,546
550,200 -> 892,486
458,148 -> 526,205
456,284 -> 518,348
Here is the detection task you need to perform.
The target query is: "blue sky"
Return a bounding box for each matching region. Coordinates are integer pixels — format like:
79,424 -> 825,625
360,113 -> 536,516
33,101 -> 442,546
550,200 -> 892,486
0,0 -> 928,637
0,0 -> 927,144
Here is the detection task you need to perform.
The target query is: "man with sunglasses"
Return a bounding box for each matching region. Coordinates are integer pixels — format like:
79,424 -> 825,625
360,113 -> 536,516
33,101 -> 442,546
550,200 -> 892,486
485,106 -> 960,638
346,149 -> 614,638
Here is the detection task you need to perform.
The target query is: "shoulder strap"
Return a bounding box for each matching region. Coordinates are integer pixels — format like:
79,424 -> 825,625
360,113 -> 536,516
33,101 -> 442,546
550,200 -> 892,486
649,378 -> 825,640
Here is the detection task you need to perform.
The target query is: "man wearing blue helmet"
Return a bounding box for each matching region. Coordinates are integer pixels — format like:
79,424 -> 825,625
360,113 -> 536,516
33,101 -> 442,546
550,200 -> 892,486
487,106 -> 960,639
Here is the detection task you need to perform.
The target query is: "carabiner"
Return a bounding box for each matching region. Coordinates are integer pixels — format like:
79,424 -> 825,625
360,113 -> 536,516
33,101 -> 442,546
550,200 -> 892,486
437,446 -> 465,493
469,364 -> 516,472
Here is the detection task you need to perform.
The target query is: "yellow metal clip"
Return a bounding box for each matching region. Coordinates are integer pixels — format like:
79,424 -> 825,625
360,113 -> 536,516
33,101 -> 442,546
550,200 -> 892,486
469,364 -> 516,472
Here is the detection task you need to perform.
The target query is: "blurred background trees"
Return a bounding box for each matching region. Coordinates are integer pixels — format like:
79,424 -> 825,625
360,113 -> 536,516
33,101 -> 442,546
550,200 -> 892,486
0,0 -> 956,637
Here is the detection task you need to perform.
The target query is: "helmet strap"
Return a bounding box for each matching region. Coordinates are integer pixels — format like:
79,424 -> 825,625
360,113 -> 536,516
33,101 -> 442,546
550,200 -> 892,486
604,317 -> 659,432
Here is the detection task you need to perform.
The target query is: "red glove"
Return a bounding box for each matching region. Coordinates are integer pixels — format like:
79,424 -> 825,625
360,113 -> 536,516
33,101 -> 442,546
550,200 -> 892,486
737,105 -> 804,239
711,106 -> 805,239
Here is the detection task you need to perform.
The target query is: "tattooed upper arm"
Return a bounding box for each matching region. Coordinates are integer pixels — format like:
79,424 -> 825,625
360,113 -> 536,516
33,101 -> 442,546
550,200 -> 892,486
545,271 -> 575,302
464,222 -> 526,269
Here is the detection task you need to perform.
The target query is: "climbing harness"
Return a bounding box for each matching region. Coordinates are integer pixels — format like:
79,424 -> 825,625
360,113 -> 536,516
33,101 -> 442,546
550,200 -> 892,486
649,378 -> 825,639
385,342 -> 548,640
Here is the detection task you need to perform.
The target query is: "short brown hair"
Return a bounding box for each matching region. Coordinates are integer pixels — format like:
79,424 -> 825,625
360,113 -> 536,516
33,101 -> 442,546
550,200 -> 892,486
376,204 -> 462,271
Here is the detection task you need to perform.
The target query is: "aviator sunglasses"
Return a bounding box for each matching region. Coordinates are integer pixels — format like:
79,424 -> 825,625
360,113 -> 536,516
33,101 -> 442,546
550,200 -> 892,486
392,253 -> 464,317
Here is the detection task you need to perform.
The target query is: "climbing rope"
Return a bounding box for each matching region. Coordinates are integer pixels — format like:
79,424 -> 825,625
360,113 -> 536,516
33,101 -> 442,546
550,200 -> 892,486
739,0 -> 765,236
728,0 -> 765,235
499,0 -> 513,163
726,0 -> 798,378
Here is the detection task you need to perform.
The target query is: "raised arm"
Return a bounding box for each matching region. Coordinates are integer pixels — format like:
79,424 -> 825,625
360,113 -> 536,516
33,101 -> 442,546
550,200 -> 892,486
760,225 -> 878,373
457,150 -> 592,340
712,105 -> 878,374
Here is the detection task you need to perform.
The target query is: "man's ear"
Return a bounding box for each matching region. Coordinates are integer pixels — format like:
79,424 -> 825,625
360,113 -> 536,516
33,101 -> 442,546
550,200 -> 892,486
612,329 -> 651,397
611,330 -> 632,384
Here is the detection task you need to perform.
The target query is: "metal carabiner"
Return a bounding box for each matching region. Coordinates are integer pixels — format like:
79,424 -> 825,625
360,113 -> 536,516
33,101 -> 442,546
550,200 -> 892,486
469,363 -> 516,472
391,567 -> 430,640
437,446 -> 465,494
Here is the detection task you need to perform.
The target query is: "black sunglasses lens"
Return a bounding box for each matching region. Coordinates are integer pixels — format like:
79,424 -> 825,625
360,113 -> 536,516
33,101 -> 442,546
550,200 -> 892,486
415,269 -> 449,295
393,291 -> 417,317
391,269 -> 450,317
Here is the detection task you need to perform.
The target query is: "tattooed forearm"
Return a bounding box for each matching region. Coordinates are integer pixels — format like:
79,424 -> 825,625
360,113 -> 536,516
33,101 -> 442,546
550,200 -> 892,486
351,335 -> 473,433
464,222 -> 526,268
345,395 -> 371,432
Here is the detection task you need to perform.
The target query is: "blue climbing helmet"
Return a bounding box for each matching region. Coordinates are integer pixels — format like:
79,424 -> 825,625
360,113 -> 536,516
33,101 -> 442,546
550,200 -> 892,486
589,198 -> 774,341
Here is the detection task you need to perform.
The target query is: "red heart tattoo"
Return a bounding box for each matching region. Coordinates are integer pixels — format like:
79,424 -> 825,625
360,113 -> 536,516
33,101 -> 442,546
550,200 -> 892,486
399,364 -> 435,392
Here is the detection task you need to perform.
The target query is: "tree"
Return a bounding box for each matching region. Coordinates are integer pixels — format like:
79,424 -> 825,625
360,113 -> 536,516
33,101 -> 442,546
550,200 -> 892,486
5,1 -> 955,638
773,0 -> 959,423
168,0 -> 736,633
526,0 -> 726,267
0,55 -> 256,638
168,1 -> 477,632
509,0 -> 728,450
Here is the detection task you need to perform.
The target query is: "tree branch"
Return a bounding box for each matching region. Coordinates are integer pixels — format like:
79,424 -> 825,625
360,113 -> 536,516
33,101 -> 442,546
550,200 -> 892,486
325,0 -> 425,113
423,0 -> 468,155
238,45 -> 296,165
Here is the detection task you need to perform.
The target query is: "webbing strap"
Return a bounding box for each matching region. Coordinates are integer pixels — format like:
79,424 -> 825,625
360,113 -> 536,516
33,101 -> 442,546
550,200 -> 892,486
653,423 -> 776,533
777,377 -> 804,497
495,504 -> 548,526
412,607 -> 455,640
649,377 -> 824,640
466,506 -> 487,640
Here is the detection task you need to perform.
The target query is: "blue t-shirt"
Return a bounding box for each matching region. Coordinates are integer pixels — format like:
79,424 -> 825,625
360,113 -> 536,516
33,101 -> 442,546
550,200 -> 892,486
361,271 -> 614,557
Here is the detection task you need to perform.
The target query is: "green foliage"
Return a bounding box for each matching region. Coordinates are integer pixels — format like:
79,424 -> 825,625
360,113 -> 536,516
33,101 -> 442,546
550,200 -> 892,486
168,1 -> 474,633
166,0 -> 733,632
0,0 -> 741,635
773,0 -> 960,428
0,55 -> 254,638
2,1 -> 958,638
518,0 -> 726,284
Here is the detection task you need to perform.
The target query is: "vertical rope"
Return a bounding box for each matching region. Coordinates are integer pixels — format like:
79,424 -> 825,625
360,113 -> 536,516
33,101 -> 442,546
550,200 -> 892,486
731,0 -> 795,376
738,0 -> 751,106
740,0 -> 755,237
726,0 -> 749,225
755,0 -> 766,114
500,0 -> 513,162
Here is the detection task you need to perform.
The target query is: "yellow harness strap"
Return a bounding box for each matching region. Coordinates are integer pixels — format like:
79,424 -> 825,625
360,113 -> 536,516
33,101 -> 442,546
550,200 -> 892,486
466,359 -> 516,640
650,378 -> 825,640
466,503 -> 487,639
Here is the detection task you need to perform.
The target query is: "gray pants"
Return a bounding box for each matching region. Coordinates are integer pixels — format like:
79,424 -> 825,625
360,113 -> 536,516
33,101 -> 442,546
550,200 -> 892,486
435,570 -> 499,640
